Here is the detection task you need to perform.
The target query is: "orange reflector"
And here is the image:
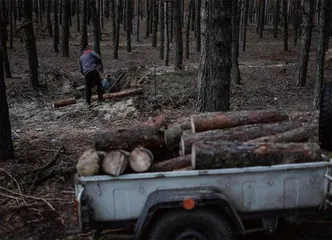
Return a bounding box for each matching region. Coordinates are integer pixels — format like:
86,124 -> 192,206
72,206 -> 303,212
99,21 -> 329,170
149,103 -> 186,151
182,198 -> 195,210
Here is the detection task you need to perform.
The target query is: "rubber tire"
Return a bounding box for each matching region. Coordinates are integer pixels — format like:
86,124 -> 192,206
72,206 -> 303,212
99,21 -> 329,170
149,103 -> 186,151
319,82 -> 332,151
147,209 -> 234,240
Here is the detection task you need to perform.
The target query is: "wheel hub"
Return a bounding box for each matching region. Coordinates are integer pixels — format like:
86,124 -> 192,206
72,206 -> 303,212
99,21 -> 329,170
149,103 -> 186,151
174,229 -> 208,240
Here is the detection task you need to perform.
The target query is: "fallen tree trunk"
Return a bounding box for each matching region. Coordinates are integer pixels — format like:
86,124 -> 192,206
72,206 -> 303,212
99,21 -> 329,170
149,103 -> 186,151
164,122 -> 191,152
149,155 -> 191,172
246,127 -> 314,143
91,88 -> 143,101
129,147 -> 154,172
52,97 -> 76,108
191,110 -> 289,133
192,141 -> 322,170
102,150 -> 130,176
94,125 -> 165,151
143,115 -> 168,129
181,121 -> 302,155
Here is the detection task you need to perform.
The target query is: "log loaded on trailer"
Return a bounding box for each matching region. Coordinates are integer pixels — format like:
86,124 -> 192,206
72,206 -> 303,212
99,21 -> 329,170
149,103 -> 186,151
68,84 -> 332,240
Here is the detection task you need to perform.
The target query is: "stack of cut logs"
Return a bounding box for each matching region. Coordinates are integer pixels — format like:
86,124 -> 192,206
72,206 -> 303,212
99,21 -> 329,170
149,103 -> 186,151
76,109 -> 323,177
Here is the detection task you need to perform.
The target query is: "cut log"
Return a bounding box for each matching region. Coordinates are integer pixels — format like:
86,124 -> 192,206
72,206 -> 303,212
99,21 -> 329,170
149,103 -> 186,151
143,115 -> 168,129
181,120 -> 302,155
246,127 -> 314,143
191,141 -> 322,170
129,147 -> 154,172
102,150 -> 130,176
149,155 -> 192,172
164,122 -> 191,151
91,88 -> 143,101
191,110 -> 289,133
94,125 -> 165,151
52,97 -> 76,108
76,148 -> 103,177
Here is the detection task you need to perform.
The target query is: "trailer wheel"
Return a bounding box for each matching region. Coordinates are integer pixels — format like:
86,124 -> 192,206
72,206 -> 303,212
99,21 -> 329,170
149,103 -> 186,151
148,209 -> 234,240
319,82 -> 332,151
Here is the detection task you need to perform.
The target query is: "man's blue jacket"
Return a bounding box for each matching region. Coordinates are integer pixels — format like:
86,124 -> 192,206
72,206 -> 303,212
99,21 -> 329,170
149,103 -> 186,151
79,49 -> 103,75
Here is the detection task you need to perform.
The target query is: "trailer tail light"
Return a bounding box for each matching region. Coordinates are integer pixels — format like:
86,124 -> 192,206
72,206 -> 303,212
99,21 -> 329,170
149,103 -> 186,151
182,198 -> 196,210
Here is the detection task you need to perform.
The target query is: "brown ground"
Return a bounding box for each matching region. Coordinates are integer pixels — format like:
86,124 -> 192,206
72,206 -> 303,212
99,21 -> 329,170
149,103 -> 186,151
1,19 -> 332,240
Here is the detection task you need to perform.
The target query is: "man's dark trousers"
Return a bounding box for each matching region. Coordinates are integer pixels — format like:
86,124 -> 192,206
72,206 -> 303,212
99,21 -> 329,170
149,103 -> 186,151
85,69 -> 103,105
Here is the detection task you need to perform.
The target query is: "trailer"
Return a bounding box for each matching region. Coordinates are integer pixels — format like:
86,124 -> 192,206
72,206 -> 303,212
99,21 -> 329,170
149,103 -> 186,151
70,156 -> 332,240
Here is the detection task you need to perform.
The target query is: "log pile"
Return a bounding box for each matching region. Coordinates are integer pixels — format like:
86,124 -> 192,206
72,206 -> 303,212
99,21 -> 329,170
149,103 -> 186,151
76,109 -> 322,177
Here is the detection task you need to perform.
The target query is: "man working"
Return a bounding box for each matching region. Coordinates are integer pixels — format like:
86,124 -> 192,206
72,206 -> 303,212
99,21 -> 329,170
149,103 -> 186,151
79,46 -> 104,105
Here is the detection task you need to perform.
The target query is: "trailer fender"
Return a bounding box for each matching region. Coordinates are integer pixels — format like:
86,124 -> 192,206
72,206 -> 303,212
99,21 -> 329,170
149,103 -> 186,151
134,186 -> 245,239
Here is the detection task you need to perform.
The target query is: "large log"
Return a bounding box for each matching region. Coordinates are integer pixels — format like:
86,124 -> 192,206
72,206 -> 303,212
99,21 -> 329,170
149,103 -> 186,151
191,141 -> 322,170
164,122 -> 191,152
76,149 -> 104,176
149,155 -> 191,172
246,127 -> 314,143
181,120 -> 302,155
191,110 -> 289,133
129,147 -> 154,172
102,150 -> 130,176
91,88 -> 143,101
52,97 -> 77,108
94,125 -> 165,151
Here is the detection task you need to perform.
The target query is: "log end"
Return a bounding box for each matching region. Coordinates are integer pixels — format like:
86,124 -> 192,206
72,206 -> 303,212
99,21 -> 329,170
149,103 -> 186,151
191,144 -> 196,169
129,147 -> 154,172
190,115 -> 196,133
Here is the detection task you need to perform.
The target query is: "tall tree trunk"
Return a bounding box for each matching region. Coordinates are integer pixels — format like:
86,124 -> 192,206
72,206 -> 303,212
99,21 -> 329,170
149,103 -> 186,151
241,0 -> 249,52
59,0 -> 62,24
89,0 -> 101,55
273,0 -> 280,38
0,48 -> 14,161
76,0 -> 80,32
198,0 -> 232,112
313,0 -> 329,109
159,0 -> 164,59
9,0 -> 13,49
293,0 -> 300,46
136,0 -> 140,42
259,0 -> 265,38
152,0 -> 158,47
13,0 -> 16,30
283,0 -> 288,51
110,0 -> 116,45
62,0 -> 70,57
0,1 -> 11,78
231,0 -> 241,84
53,0 -> 59,52
47,0 -> 53,37
196,0 -> 201,52
80,0 -> 88,52
145,0 -> 149,37
105,0 -> 110,19
164,0 -> 169,66
170,1 -> 174,42
296,0 -> 314,87
23,0 -> 39,86
126,0 -> 131,51
174,0 -> 183,70
185,1 -> 192,59
113,0 -> 121,59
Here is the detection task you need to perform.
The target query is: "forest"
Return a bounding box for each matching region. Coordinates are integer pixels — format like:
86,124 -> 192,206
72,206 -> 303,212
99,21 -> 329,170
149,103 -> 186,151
0,0 -> 332,239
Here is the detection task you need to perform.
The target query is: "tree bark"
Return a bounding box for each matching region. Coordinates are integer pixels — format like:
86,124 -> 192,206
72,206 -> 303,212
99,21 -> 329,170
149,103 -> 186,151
174,0 -> 183,70
53,0 -> 59,52
0,46 -> 14,161
126,0 -> 132,52
152,0 -> 158,47
47,0 -> 53,37
9,0 -> 13,49
231,0 -> 241,84
23,0 -> 39,87
80,0 -> 88,53
313,0 -> 329,109
52,97 -> 77,108
164,122 -> 191,151
0,7 -> 11,78
164,0 -> 169,66
102,150 -> 129,176
62,0 -> 70,57
241,0 -> 249,52
246,126 -> 314,143
94,126 -> 165,151
283,0 -> 288,51
110,0 -> 116,45
113,0 -> 121,59
91,87 -> 143,101
76,0 -> 80,32
259,0 -> 265,38
136,0 -> 140,42
159,0 -> 164,58
129,147 -> 154,172
145,0 -> 150,37
150,155 -> 191,172
192,141 -> 322,170
198,0 -> 232,112
185,1 -> 192,59
273,0 -> 280,38
296,0 -> 314,87
191,109 -> 289,133
195,0 -> 201,52
181,120 -> 301,155
89,0 -> 101,55
293,0 -> 300,46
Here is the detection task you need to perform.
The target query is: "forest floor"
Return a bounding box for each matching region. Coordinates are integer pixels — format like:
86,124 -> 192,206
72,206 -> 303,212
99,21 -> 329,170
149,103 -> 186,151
1,21 -> 332,240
